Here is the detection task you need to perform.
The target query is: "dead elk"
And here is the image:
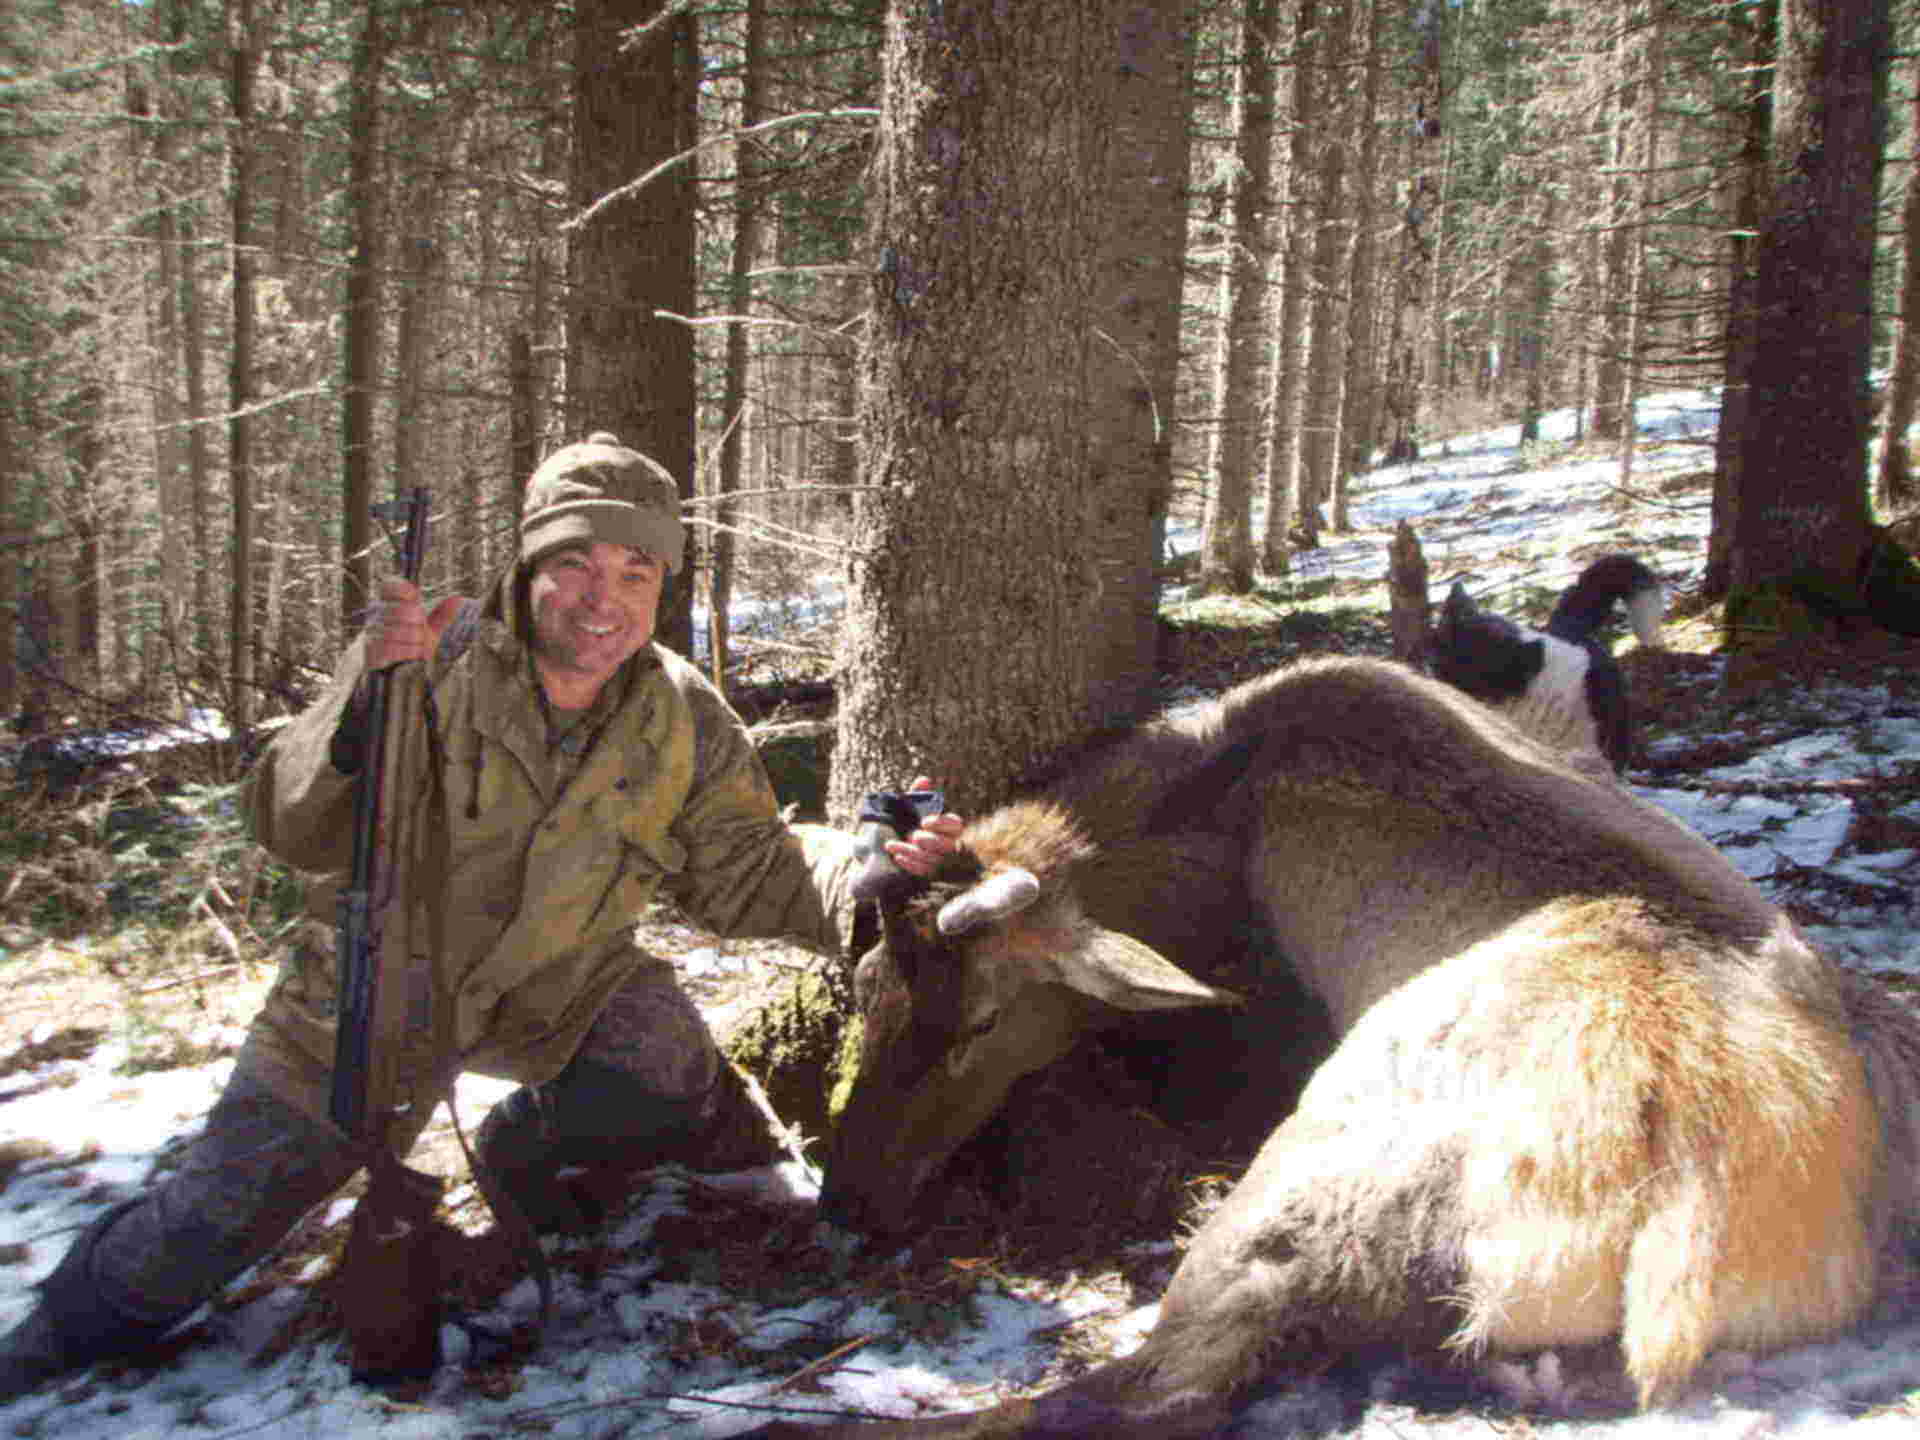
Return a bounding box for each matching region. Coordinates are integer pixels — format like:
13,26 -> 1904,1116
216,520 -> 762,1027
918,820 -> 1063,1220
753,656 -> 1920,1439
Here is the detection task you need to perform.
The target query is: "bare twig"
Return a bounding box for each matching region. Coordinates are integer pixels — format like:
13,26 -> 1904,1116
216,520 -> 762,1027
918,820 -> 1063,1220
770,1331 -> 879,1393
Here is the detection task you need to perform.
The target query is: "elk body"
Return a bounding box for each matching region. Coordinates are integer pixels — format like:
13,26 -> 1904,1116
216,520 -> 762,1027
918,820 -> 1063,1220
750,656 -> 1920,1439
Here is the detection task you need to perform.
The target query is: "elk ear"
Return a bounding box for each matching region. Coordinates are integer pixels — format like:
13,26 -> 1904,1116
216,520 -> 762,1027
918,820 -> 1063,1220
1046,926 -> 1242,1013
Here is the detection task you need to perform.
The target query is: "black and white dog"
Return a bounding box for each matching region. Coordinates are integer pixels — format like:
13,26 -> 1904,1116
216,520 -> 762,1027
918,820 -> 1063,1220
1430,554 -> 1663,773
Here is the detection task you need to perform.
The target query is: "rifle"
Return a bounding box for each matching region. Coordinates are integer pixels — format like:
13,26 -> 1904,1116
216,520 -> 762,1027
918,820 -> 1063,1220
331,487 -> 430,1138
329,487 -> 446,1386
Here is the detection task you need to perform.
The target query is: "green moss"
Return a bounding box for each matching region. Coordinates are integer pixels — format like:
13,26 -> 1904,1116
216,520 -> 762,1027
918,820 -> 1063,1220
719,968 -> 856,1144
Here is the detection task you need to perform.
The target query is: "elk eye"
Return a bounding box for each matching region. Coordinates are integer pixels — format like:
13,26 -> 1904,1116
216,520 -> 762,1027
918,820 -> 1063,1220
962,1012 -> 999,1042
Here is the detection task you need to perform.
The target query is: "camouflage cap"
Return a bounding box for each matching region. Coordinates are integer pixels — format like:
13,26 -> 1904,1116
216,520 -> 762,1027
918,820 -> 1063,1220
519,432 -> 685,574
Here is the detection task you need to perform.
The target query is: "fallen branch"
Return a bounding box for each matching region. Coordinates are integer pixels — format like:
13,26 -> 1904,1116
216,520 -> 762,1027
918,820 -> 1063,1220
137,960 -> 243,994
770,1330 -> 878,1393
736,1065 -> 820,1186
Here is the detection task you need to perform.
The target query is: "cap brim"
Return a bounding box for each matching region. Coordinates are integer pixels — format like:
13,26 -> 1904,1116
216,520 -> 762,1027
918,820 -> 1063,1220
521,499 -> 684,573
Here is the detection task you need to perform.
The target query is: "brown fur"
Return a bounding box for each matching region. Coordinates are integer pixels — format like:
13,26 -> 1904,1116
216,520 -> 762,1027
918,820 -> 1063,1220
779,657 -> 1920,1439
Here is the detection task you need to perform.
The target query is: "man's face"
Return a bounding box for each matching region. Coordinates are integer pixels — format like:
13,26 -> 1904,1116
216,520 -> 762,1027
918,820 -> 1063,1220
527,540 -> 664,700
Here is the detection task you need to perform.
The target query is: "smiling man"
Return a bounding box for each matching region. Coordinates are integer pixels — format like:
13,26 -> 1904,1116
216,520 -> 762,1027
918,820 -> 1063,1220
0,433 -> 960,1400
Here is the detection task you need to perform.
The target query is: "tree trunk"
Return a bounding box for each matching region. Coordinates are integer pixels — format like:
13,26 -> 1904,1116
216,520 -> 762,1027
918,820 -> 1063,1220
1080,0 -> 1188,726
1591,18 -> 1637,444
569,0 -> 699,659
228,0 -> 260,730
1517,188 -> 1555,447
393,227 -> 442,509
1388,519 -> 1429,668
1617,3 -> 1666,492
1875,51 -> 1920,516
129,34 -> 191,717
174,84 -> 216,680
1704,0 -> 1776,603
341,0 -> 384,640
1725,0 -> 1889,635
711,0 -> 768,691
1202,0 -> 1282,595
1381,0 -> 1445,466
1297,4 -> 1350,543
1332,0 -> 1384,521
0,373 -> 15,721
1261,0 -> 1321,559
829,0 -> 1153,822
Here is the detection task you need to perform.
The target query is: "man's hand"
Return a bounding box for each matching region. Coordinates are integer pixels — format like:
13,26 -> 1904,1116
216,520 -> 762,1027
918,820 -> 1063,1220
884,776 -> 964,878
365,580 -> 466,670
365,578 -> 432,670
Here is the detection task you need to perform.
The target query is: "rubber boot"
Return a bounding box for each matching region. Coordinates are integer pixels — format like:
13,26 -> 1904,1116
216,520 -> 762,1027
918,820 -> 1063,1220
473,1059 -> 757,1236
472,1086 -> 607,1237
0,1200 -> 185,1404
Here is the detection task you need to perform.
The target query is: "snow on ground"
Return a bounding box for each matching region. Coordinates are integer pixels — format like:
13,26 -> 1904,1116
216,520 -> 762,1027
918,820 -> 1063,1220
1,391 -> 1918,1438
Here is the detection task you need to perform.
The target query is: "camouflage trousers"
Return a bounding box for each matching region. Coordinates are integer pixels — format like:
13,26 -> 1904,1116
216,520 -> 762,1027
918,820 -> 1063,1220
88,958 -> 723,1327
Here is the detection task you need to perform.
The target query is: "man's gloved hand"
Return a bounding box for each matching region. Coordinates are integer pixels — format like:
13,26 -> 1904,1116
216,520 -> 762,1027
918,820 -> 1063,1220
852,778 -> 962,902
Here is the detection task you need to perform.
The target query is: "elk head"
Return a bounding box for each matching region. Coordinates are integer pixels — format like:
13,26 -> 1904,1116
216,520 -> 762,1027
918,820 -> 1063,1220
817,803 -> 1241,1235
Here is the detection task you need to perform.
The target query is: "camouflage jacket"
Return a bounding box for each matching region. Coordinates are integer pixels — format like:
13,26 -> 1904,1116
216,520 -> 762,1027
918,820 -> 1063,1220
244,570 -> 858,1137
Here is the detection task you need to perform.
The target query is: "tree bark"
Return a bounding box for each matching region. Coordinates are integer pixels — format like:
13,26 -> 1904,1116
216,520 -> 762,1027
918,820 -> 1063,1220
0,373 -> 15,721
1080,0 -> 1188,724
228,0 -> 260,730
710,0 -> 768,692
1705,0 -> 1776,603
1725,0 -> 1888,635
341,0 -> 384,641
1381,0 -> 1445,466
1388,519 -> 1429,668
1875,52 -> 1920,516
569,0 -> 699,658
1332,0 -> 1385,521
128,33 -> 191,716
1261,0 -> 1321,558
1591,13 -> 1638,443
1296,0 -> 1351,545
1202,0 -> 1282,595
1516,182 -> 1555,447
1616,2 -> 1666,492
829,0 -> 1160,821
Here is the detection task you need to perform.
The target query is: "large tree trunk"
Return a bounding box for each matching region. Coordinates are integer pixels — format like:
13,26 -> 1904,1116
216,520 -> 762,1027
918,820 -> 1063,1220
1201,0 -> 1282,596
1079,0 -> 1187,725
569,0 -> 699,658
1725,0 -> 1888,635
829,0 -> 1163,822
1705,0 -> 1776,604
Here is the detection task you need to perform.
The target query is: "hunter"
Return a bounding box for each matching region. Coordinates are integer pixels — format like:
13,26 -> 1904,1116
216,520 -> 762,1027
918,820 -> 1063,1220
0,432 -> 960,1400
